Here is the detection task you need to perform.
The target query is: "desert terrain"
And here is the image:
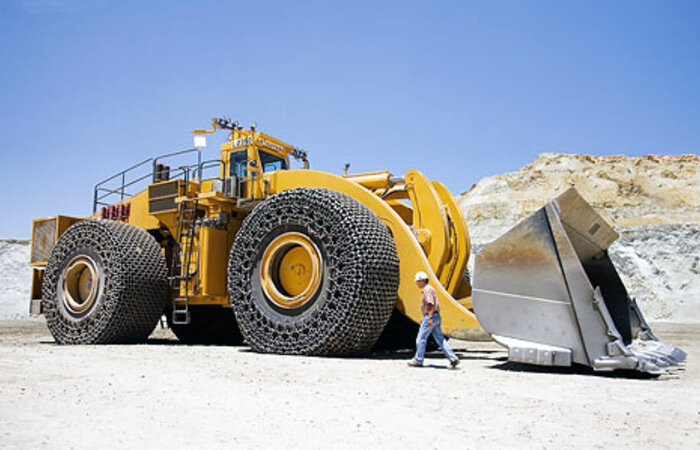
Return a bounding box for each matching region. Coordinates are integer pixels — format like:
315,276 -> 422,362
0,319 -> 697,449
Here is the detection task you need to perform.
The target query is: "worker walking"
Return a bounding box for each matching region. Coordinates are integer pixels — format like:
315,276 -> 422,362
408,271 -> 460,369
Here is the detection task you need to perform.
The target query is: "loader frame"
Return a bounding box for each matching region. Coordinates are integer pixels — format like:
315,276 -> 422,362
28,116 -> 686,373
30,117 -> 483,339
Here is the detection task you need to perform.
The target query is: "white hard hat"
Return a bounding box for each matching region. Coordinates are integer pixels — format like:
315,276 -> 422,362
414,271 -> 429,282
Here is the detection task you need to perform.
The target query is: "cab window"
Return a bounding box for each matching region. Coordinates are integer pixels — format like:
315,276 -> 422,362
230,151 -> 247,177
260,151 -> 287,173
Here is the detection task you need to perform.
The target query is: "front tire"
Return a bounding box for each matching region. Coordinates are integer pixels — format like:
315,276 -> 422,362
228,188 -> 400,355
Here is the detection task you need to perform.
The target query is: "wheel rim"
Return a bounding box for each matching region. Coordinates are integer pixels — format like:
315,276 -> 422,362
61,255 -> 101,315
260,232 -> 323,309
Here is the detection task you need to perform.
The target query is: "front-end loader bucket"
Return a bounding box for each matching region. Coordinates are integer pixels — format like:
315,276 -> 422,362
472,188 -> 686,375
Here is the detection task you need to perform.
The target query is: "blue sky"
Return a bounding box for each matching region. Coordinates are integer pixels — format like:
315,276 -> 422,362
1,0 -> 698,238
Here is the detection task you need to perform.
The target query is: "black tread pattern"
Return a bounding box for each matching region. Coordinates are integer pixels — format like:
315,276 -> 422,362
42,220 -> 168,344
228,188 -> 400,355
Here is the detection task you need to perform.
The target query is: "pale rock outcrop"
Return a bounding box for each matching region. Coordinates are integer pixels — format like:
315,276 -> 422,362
459,153 -> 699,322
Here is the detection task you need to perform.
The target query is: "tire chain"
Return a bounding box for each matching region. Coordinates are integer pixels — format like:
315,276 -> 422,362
42,220 -> 168,344
228,188 -> 400,355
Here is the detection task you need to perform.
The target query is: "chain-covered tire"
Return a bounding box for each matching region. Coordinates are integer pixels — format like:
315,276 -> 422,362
42,220 -> 168,344
167,306 -> 244,345
228,188 -> 400,355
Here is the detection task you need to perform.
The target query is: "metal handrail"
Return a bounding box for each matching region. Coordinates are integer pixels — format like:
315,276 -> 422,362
93,158 -> 154,213
153,147 -> 201,181
192,159 -> 223,180
93,147 -> 205,213
96,157 -> 153,186
95,172 -> 153,201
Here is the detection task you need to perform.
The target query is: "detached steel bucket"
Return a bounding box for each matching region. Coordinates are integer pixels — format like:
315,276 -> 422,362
472,188 -> 686,375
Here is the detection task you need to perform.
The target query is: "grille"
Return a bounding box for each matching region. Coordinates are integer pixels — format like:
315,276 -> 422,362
31,218 -> 57,264
149,180 -> 181,213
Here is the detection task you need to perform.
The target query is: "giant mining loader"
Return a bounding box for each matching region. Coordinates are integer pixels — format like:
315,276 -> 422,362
29,117 -> 685,374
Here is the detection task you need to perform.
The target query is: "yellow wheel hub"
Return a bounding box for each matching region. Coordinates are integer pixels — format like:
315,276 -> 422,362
61,255 -> 101,314
260,232 -> 323,309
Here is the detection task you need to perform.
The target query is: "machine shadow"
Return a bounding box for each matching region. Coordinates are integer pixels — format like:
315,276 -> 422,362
362,349 -> 503,362
145,338 -> 249,347
488,361 -> 662,379
228,346 -> 502,362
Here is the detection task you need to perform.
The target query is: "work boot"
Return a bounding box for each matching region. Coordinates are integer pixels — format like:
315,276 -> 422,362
407,359 -> 423,367
448,359 -> 460,370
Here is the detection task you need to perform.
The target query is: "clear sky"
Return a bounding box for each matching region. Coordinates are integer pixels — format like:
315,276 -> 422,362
1,0 -> 698,238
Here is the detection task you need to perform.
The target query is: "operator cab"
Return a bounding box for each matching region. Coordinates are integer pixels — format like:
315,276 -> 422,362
189,118 -> 309,202
260,151 -> 288,172
230,151 -> 247,177
229,150 -> 288,178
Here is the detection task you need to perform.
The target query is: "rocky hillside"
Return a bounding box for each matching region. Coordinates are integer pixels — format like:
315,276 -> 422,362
458,153 -> 699,322
0,239 -> 31,318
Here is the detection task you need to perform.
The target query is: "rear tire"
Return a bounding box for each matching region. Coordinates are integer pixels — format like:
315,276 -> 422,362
167,306 -> 244,345
42,220 -> 168,344
228,188 -> 400,355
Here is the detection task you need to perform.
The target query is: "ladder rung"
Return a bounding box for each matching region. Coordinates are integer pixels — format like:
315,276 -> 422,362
171,310 -> 190,325
168,200 -> 199,329
172,274 -> 194,281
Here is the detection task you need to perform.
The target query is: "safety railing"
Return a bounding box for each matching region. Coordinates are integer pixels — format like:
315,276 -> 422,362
192,159 -> 223,180
93,147 -> 208,213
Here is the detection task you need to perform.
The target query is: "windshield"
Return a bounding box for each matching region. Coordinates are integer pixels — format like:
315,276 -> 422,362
260,151 -> 287,172
230,151 -> 247,177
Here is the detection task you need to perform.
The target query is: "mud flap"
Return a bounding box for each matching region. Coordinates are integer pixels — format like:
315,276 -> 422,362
472,188 -> 686,375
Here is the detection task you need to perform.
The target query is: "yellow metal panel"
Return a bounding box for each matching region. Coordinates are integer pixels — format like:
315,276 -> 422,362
386,199 -> 413,225
343,171 -> 393,190
432,181 -> 472,297
199,227 -> 228,298
185,294 -> 230,306
268,169 -> 483,339
255,132 -> 294,158
125,190 -> 164,230
200,179 -> 216,193
405,170 -> 450,278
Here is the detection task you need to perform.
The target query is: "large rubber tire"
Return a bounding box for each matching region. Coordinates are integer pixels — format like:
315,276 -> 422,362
228,188 -> 400,355
167,306 -> 244,345
42,220 -> 168,344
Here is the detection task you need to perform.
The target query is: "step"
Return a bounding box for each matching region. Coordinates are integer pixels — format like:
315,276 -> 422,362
171,309 -> 190,325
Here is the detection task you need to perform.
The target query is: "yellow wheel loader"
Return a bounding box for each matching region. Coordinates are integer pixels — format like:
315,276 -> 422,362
29,118 -> 685,373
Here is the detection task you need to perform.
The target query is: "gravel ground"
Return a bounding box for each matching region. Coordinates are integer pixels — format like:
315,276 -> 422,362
0,319 -> 697,449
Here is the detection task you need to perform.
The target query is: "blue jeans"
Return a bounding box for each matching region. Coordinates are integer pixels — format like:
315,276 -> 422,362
413,312 -> 458,364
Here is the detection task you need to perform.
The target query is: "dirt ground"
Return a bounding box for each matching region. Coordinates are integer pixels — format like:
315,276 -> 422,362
0,319 -> 697,449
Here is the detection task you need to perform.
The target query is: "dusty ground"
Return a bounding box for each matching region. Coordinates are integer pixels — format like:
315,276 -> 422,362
0,319 -> 697,449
